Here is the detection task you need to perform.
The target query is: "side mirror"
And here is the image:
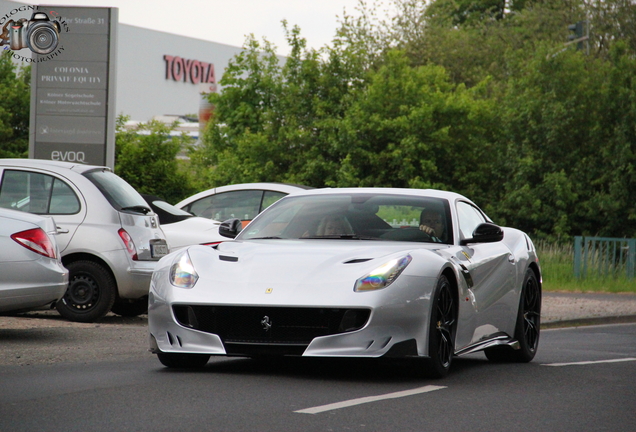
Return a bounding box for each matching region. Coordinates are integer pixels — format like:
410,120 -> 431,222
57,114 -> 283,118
460,223 -> 504,245
218,218 -> 243,239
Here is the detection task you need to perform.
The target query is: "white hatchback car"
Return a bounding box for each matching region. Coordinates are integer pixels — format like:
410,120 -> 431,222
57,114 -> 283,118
175,183 -> 311,228
143,194 -> 224,251
0,159 -> 169,322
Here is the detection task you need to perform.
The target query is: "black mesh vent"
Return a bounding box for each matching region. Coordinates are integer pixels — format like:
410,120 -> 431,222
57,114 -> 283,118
172,305 -> 371,345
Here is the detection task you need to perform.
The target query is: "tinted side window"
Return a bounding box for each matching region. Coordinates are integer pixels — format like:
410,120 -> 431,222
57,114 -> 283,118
0,170 -> 80,215
456,201 -> 486,239
49,179 -> 81,214
261,191 -> 287,212
186,196 -> 215,217
188,190 -> 264,221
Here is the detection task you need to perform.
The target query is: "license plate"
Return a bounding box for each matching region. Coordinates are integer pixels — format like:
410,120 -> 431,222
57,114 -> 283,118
150,240 -> 169,258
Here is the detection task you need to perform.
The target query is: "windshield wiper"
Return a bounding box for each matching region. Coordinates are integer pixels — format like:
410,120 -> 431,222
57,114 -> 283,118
248,236 -> 283,239
302,234 -> 373,240
121,205 -> 152,215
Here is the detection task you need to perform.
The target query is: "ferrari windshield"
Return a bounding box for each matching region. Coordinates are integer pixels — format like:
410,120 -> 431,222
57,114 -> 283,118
238,193 -> 453,244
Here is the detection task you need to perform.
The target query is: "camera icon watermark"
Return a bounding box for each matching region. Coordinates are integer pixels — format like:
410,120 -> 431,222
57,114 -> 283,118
2,11 -> 60,54
9,12 -> 60,54
1,7 -> 69,59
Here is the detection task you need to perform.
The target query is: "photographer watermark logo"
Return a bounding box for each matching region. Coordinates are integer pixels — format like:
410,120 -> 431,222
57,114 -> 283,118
0,5 -> 69,62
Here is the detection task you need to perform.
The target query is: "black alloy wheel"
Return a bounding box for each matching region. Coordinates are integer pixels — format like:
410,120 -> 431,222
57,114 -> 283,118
56,260 -> 116,323
486,268 -> 541,362
519,269 -> 541,355
424,275 -> 457,378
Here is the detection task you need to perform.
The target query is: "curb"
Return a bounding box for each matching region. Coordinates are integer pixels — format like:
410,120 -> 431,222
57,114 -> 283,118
541,315 -> 636,329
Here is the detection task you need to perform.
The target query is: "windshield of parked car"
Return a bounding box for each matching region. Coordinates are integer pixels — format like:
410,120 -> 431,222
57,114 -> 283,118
238,193 -> 453,244
83,170 -> 152,215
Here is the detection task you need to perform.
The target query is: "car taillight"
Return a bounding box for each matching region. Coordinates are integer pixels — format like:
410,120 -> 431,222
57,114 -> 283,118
11,228 -> 56,258
118,228 -> 138,260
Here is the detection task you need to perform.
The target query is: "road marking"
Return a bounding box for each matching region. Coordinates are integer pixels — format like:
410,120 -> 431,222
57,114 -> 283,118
295,385 -> 446,414
542,357 -> 636,367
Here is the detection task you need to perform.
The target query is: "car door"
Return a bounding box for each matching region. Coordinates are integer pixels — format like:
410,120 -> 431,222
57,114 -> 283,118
455,200 -> 517,347
0,168 -> 85,253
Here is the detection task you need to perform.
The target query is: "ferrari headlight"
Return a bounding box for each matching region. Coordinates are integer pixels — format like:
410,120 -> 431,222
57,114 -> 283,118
169,250 -> 199,288
354,254 -> 412,292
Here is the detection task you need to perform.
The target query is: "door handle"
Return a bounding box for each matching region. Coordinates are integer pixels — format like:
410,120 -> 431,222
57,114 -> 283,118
56,226 -> 69,234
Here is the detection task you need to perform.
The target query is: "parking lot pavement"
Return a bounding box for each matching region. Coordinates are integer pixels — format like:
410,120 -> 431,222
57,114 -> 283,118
0,311 -> 148,367
0,310 -> 146,329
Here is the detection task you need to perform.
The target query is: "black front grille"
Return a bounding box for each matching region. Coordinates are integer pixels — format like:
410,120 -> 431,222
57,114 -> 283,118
172,305 -> 371,346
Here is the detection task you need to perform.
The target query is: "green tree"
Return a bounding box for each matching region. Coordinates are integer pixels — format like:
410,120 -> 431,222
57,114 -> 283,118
495,43 -> 636,239
114,115 -> 196,203
336,0 -> 633,86
586,0 -> 636,56
0,52 -> 30,158
335,50 -> 502,205
581,42 -> 636,237
425,0 -> 507,26
193,30 -> 501,200
190,24 -> 369,188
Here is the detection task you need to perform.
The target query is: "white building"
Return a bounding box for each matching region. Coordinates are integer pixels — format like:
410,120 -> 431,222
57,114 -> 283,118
116,23 -> 243,123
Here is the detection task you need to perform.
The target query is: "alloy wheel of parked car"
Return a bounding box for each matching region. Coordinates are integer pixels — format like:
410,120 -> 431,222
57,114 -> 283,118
485,269 -> 541,362
424,275 -> 457,378
56,261 -> 116,323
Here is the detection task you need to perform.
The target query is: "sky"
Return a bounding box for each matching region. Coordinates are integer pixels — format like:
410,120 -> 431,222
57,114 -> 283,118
18,0 -> 367,55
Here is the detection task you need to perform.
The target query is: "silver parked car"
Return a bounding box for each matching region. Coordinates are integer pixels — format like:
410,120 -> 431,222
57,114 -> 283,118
0,159 -> 169,322
0,208 -> 68,314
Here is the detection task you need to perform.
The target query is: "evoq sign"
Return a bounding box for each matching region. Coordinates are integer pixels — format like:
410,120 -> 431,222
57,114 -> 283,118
28,6 -> 118,168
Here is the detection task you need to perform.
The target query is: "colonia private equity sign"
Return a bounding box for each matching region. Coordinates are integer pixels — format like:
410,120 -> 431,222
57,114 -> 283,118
29,6 -> 118,168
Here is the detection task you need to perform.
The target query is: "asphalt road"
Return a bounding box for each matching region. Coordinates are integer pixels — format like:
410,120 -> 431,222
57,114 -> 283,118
0,312 -> 635,431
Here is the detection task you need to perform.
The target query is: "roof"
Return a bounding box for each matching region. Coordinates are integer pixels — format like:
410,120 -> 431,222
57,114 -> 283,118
0,158 -> 107,174
287,187 -> 471,203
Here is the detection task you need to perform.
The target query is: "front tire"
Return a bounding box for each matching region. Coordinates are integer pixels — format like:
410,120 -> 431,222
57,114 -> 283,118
423,275 -> 457,378
485,268 -> 541,362
111,297 -> 148,317
56,261 -> 116,323
156,351 -> 211,368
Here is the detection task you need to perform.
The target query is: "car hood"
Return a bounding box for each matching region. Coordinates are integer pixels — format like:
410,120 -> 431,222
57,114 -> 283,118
177,240 -> 447,306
